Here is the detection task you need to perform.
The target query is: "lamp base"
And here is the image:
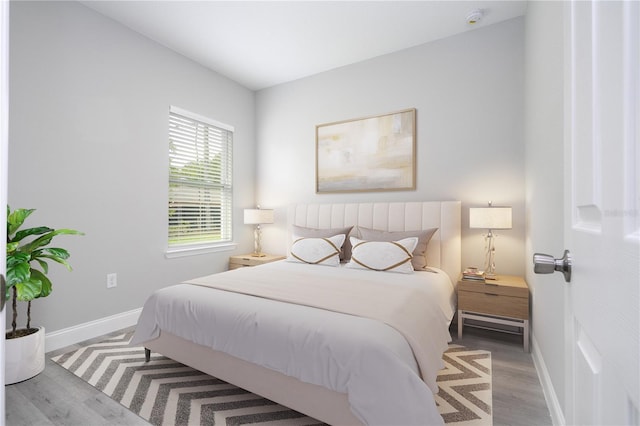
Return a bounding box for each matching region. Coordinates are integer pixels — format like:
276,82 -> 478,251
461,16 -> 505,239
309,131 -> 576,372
482,231 -> 499,280
250,252 -> 266,257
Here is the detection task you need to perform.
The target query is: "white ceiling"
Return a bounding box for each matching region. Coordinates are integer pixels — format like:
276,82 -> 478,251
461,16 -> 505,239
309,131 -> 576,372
81,1 -> 527,91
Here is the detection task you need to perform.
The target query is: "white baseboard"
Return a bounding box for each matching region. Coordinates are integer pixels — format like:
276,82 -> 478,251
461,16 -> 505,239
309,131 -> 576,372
531,333 -> 566,426
45,308 -> 142,353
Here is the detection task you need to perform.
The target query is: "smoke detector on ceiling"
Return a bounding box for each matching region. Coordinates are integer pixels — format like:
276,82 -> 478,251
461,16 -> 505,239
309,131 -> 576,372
466,9 -> 484,24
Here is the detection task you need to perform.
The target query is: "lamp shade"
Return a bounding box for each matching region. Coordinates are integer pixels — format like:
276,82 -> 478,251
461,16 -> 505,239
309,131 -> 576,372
244,209 -> 274,225
469,207 -> 512,230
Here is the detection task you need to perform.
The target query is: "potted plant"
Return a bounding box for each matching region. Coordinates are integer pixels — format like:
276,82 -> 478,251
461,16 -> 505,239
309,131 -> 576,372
5,206 -> 82,384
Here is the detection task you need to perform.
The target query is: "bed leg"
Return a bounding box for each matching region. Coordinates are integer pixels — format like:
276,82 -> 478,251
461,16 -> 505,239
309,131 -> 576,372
145,348 -> 151,362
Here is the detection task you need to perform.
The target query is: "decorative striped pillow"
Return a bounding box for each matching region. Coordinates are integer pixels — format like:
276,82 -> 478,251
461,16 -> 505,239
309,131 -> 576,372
347,237 -> 417,274
287,234 -> 345,267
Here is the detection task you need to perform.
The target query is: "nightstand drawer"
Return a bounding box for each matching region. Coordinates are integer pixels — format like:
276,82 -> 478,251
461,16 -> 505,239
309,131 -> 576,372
230,256 -> 268,267
229,253 -> 286,270
458,290 -> 529,319
229,262 -> 249,270
458,275 -> 528,298
458,281 -> 527,298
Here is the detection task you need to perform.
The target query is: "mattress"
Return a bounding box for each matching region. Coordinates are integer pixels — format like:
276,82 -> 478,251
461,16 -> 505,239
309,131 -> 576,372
132,260 -> 456,425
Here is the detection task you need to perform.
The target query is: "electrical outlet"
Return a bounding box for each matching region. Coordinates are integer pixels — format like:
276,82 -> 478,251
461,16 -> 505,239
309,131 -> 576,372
106,273 -> 117,289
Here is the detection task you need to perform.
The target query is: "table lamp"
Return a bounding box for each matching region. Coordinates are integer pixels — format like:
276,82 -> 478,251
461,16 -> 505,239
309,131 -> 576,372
244,207 -> 274,257
469,202 -> 512,279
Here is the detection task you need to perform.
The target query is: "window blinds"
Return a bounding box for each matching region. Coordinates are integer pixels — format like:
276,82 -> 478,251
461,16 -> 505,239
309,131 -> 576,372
168,107 -> 233,247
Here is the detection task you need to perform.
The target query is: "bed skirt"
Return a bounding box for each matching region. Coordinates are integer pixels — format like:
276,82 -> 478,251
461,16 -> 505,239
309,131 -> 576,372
143,330 -> 363,425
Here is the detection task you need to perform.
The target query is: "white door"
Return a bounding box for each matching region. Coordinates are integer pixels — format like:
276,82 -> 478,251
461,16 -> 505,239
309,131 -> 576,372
564,1 -> 639,424
0,0 -> 8,420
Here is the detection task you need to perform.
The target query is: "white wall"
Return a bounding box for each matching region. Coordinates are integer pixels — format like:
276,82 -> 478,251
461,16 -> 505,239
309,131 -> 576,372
524,1 -> 566,422
256,18 -> 526,275
8,1 -> 256,333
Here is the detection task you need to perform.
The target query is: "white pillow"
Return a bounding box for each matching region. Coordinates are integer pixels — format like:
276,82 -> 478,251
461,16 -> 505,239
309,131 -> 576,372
291,225 -> 353,261
347,236 -> 418,274
356,227 -> 438,270
287,234 -> 346,267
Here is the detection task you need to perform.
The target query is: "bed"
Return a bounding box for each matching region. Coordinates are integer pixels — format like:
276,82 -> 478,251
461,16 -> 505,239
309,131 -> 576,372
131,201 -> 461,425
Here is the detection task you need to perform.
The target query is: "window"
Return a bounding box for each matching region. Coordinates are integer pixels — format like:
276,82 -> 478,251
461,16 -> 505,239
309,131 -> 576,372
168,106 -> 233,253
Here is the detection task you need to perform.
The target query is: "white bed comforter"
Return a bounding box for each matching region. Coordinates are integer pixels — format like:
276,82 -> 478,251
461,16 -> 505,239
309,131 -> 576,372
131,261 -> 455,426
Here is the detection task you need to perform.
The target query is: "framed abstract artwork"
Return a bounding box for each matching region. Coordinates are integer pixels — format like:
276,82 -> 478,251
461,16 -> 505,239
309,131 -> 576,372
316,108 -> 416,193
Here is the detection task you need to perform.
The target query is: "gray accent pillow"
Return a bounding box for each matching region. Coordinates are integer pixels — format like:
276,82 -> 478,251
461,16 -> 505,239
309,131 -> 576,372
291,225 -> 354,261
356,227 -> 439,270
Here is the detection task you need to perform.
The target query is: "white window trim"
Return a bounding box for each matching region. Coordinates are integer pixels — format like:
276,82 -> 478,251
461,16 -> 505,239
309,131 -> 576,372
165,241 -> 238,259
170,106 -> 234,132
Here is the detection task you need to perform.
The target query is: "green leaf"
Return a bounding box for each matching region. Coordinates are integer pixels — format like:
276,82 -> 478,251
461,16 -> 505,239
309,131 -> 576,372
15,277 -> 42,301
34,258 -> 49,274
7,208 -> 35,237
20,228 -> 84,253
6,261 -> 30,288
6,242 -> 19,253
42,247 -> 70,260
7,252 -> 30,268
32,248 -> 73,271
30,269 -> 52,298
12,226 -> 53,243
36,254 -> 71,271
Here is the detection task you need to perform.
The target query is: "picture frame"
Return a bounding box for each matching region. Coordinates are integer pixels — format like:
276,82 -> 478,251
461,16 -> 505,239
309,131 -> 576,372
316,108 -> 416,193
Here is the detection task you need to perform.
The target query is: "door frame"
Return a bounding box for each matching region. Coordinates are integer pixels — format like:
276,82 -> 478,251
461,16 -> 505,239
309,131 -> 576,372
1,0 -> 10,420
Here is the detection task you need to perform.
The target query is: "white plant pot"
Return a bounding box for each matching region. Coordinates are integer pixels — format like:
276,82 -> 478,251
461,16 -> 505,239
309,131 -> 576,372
5,326 -> 45,385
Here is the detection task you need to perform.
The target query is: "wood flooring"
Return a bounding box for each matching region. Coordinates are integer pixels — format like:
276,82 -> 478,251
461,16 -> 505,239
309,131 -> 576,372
5,326 -> 552,426
450,326 -> 553,426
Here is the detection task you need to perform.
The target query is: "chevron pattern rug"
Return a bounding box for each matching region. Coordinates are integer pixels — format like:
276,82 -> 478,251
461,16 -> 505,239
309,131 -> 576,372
52,332 -> 492,425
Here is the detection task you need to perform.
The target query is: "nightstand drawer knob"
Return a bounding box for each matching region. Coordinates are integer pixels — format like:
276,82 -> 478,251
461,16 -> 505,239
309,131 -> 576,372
533,250 -> 572,282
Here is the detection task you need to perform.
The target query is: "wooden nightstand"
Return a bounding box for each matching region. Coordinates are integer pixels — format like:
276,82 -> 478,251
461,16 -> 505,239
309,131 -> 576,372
229,253 -> 285,270
457,275 -> 530,351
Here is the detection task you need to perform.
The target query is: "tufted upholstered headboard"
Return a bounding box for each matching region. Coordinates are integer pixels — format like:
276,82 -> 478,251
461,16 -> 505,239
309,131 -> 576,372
287,201 -> 461,284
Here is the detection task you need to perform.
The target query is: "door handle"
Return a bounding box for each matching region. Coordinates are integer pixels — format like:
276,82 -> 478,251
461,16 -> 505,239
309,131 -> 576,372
533,250 -> 572,282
